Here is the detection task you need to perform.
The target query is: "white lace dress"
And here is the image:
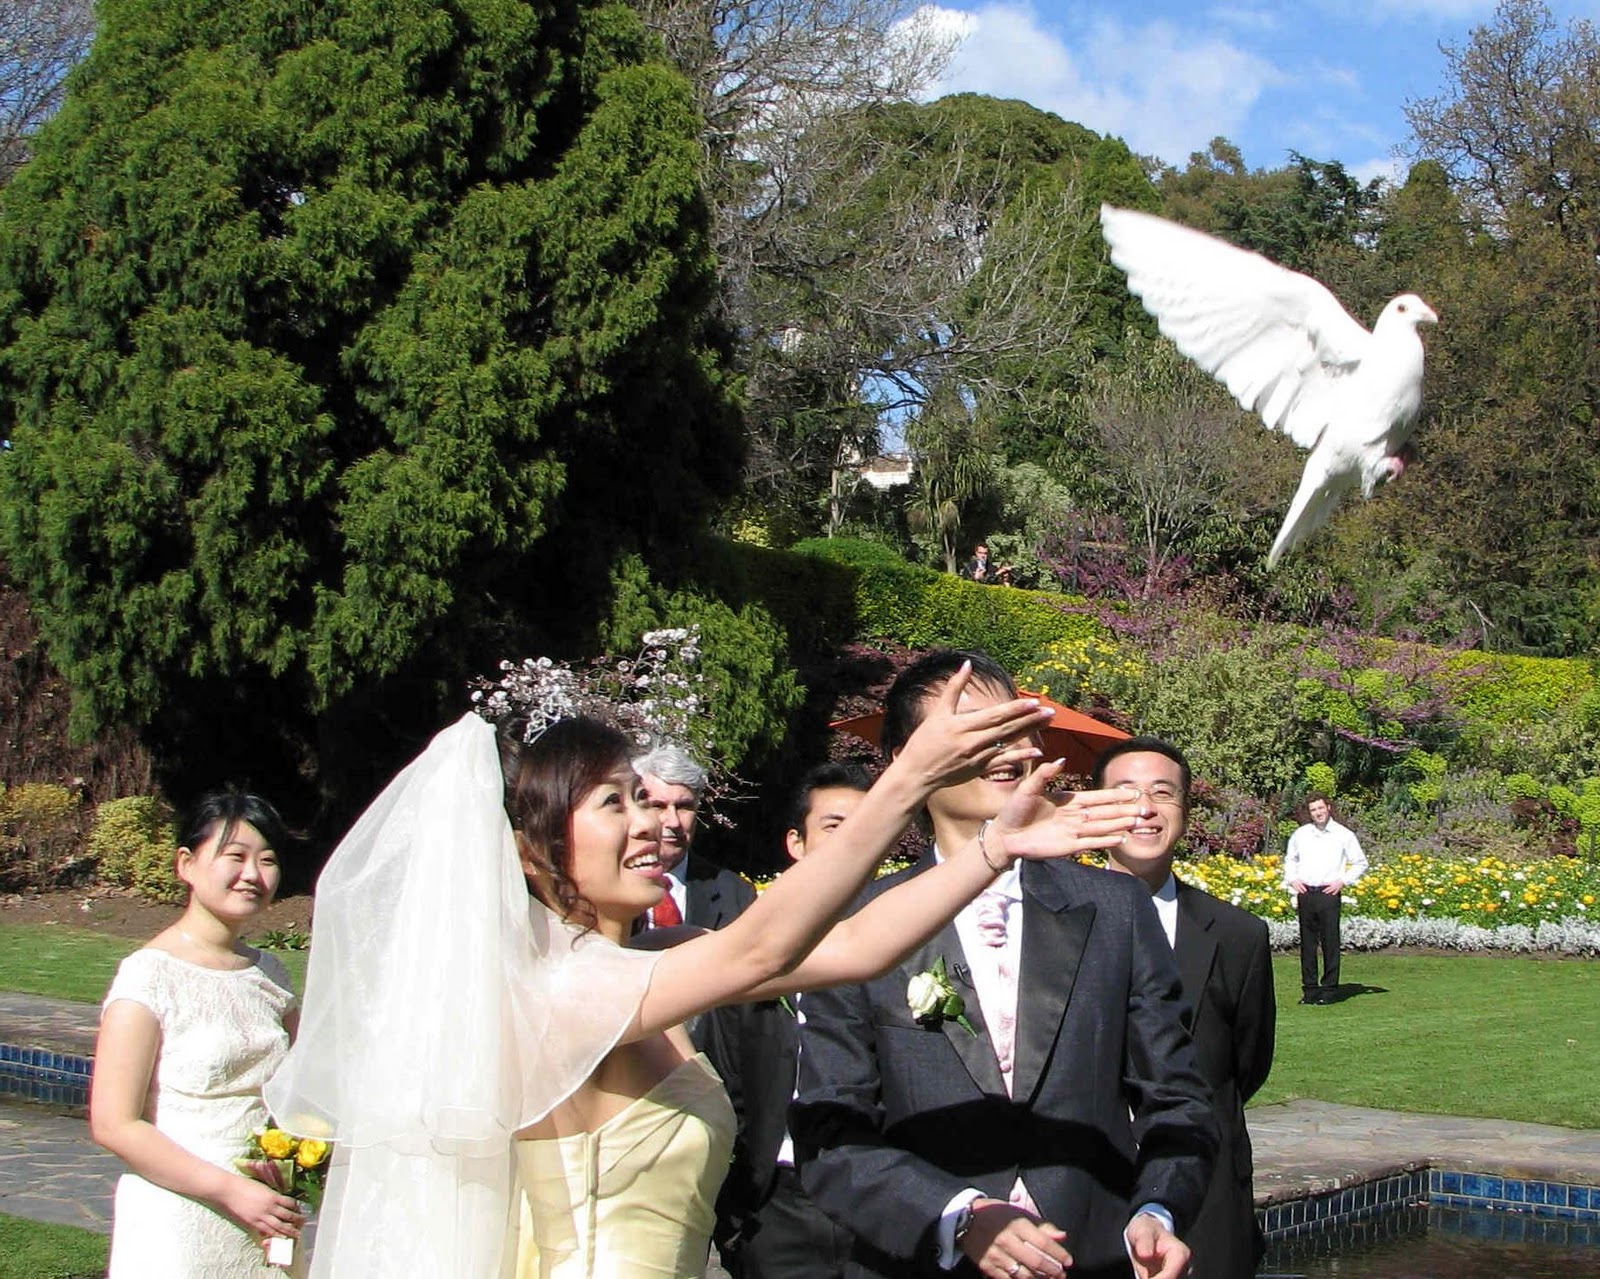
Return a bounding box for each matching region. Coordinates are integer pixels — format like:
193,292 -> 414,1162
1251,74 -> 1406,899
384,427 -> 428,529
103,947 -> 301,1278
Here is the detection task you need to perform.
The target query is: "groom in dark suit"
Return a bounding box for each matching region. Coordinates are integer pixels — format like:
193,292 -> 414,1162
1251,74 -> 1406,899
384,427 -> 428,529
1093,737 -> 1275,1279
791,650 -> 1216,1279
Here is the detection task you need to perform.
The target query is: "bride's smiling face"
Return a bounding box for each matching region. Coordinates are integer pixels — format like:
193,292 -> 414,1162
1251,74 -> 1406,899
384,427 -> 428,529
566,766 -> 665,926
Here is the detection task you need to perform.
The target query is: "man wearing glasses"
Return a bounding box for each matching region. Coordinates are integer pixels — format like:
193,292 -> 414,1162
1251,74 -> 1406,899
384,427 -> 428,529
1093,737 -> 1277,1279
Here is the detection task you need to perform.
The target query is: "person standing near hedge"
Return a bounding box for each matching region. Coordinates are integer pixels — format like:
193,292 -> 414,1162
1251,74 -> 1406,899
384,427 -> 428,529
1282,794 -> 1367,1005
90,790 -> 304,1277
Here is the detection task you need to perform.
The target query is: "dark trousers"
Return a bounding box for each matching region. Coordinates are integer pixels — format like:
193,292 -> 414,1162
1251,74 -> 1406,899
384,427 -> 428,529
1297,888 -> 1342,991
723,1166 -> 853,1279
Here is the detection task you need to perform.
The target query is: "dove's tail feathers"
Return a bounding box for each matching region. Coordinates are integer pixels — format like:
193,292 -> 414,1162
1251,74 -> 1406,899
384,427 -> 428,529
1267,465 -> 1356,570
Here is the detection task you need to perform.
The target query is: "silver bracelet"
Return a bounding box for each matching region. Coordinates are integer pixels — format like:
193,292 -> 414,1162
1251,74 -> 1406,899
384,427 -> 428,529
976,819 -> 1009,873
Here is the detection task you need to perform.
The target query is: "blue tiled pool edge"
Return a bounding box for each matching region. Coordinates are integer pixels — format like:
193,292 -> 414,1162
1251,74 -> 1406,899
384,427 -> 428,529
1260,1166 -> 1600,1243
0,1042 -> 93,1110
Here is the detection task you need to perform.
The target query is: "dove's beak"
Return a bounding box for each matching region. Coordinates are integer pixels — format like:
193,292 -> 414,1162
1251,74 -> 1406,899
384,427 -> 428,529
1419,301 -> 1439,325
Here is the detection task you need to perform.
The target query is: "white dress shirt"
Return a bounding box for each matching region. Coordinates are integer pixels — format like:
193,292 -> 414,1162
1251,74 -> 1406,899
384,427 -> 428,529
1282,819 -> 1367,892
1151,872 -> 1179,948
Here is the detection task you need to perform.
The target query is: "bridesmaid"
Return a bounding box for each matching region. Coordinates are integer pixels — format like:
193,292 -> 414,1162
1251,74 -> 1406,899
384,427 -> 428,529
90,791 -> 304,1278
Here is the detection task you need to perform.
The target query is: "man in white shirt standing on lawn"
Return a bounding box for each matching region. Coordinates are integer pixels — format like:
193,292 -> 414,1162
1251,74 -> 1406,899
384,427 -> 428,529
1282,794 -> 1368,1005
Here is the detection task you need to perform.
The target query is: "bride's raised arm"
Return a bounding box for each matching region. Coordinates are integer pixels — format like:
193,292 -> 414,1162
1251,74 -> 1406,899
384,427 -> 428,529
629,671 -> 1137,1038
743,768 -> 1139,998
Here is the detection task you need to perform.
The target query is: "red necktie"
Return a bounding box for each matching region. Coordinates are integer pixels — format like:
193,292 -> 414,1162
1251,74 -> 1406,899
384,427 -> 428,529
650,894 -> 683,928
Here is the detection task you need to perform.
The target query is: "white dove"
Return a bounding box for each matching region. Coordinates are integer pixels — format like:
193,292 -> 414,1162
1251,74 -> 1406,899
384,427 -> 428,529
1098,204 -> 1437,568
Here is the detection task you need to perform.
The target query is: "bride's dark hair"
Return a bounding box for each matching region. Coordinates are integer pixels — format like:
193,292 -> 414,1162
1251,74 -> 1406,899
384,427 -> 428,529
498,715 -> 635,929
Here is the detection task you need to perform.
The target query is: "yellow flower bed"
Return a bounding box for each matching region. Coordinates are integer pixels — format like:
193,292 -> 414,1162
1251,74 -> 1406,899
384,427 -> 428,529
1168,851 -> 1600,927
759,850 -> 1600,929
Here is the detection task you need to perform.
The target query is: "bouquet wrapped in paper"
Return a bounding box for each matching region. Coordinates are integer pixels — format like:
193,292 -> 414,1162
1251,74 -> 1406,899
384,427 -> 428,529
235,1123 -> 331,1268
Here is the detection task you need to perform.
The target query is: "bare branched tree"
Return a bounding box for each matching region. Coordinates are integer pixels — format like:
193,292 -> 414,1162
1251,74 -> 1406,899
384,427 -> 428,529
1405,0 -> 1600,241
641,0 -> 1091,538
0,0 -> 92,184
1089,330 -> 1287,595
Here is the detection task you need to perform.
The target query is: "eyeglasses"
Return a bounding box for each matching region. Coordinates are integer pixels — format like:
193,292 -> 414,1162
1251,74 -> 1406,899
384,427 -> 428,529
1113,782 -> 1185,807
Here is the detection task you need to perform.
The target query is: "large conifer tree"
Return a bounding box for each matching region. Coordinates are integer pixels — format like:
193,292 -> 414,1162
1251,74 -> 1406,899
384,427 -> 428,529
0,0 -> 738,800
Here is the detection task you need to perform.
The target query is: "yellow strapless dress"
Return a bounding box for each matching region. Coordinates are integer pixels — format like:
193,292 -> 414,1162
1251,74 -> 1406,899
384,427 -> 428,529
515,1054 -> 735,1279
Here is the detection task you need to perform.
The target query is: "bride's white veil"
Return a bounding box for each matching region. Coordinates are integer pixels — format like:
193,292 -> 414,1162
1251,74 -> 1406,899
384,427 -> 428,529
264,712 -> 660,1278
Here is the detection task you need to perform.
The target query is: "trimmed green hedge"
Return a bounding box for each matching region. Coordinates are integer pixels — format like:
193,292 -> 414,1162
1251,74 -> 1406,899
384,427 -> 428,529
790,538 -> 1104,669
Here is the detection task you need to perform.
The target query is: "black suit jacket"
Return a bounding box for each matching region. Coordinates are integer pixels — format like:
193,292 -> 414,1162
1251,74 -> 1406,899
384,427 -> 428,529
791,855 -> 1217,1279
1172,880 -> 1276,1279
701,991 -> 801,1250
680,857 -> 756,1057
684,856 -> 757,931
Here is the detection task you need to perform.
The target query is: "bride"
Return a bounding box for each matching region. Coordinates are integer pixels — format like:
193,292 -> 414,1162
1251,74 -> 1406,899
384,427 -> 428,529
266,663 -> 1138,1277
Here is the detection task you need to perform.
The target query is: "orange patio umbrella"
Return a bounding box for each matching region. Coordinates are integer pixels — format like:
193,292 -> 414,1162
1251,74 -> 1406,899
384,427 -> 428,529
831,691 -> 1130,779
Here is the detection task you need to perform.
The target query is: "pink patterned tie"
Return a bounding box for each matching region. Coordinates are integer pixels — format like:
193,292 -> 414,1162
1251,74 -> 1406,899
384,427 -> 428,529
974,892 -> 1017,1087
975,890 -> 1037,1215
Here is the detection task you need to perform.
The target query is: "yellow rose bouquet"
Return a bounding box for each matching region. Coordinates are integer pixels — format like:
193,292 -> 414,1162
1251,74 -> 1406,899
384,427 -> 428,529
235,1123 -> 332,1268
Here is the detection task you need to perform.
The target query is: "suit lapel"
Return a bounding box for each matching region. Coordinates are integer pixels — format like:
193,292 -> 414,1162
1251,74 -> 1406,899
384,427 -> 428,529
1174,882 -> 1217,1020
893,853 -> 1008,1096
1013,865 -> 1096,1104
899,917 -> 1009,1098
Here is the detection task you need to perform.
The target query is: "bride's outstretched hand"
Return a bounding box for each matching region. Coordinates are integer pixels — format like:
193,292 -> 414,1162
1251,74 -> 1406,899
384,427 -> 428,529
989,762 -> 1141,862
892,662 -> 1052,790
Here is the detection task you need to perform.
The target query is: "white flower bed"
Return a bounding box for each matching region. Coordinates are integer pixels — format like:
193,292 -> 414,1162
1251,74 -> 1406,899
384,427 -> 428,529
1266,915 -> 1600,956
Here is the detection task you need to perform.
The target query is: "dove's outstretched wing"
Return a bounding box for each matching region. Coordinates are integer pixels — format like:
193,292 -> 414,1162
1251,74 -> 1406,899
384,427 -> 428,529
1099,204 -> 1371,451
1099,204 -> 1436,569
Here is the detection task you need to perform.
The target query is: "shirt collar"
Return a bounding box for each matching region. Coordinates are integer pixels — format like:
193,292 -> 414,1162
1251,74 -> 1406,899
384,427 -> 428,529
932,842 -> 1023,901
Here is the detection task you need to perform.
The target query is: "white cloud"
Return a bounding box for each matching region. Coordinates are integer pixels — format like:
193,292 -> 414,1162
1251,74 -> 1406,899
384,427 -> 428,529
1349,153 -> 1407,187
1307,60 -> 1362,94
1315,0 -> 1497,22
921,4 -> 1281,165
1207,5 -> 1281,34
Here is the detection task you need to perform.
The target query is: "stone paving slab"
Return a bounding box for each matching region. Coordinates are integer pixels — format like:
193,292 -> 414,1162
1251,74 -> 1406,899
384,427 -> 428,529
0,990 -> 99,1057
0,1104 -> 118,1232
1248,1098 -> 1600,1203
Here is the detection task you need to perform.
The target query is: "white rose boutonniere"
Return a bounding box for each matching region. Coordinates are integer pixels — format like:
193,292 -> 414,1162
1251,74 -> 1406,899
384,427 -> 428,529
905,956 -> 975,1035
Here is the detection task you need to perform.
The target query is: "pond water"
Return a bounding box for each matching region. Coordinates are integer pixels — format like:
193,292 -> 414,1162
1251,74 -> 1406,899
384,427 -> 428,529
1259,1204 -> 1598,1279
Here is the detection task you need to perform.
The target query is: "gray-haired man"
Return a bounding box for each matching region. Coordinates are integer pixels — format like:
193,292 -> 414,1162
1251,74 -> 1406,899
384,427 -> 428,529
632,743 -> 755,933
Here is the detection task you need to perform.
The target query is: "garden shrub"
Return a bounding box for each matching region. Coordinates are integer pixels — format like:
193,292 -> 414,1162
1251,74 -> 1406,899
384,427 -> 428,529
792,538 -> 1105,672
1462,686 -> 1600,783
1304,762 -> 1337,797
1018,634 -> 1141,707
0,781 -> 88,890
1399,749 -> 1448,811
1505,772 -> 1545,800
1183,785 -> 1274,860
1546,779 -> 1600,859
602,555 -> 805,773
691,538 -> 858,663
1445,651 -> 1595,724
1113,632 -> 1308,796
90,796 -> 179,903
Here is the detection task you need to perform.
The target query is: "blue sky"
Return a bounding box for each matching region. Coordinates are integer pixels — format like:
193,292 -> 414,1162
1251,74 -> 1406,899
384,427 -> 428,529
914,1 -> 1593,183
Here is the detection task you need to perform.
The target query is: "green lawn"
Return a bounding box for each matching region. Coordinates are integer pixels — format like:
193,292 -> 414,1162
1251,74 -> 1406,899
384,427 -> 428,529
0,923 -> 306,1003
1256,953 -> 1600,1128
0,1214 -> 107,1278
